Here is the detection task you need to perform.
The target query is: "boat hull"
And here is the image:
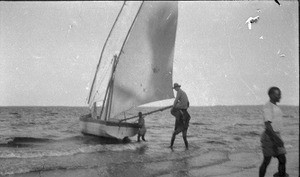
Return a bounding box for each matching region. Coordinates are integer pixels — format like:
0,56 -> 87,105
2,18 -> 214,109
79,115 -> 140,139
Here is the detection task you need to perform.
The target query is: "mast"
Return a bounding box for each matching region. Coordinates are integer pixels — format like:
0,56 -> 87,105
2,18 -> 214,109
100,2 -> 145,120
106,56 -> 118,120
87,2 -> 126,104
99,54 -> 118,120
103,55 -> 118,120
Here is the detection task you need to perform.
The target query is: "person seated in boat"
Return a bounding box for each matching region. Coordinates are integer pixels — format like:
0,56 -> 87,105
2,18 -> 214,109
137,112 -> 147,142
170,83 -> 191,150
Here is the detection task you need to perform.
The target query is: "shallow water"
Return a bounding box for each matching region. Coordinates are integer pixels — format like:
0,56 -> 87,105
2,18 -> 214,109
0,106 -> 298,176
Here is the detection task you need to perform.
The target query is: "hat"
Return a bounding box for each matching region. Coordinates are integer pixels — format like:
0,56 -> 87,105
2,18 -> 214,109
173,83 -> 181,89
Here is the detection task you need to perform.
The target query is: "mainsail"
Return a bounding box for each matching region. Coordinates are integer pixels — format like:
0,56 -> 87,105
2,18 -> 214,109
88,1 -> 178,120
87,2 -> 143,109
110,1 -> 178,118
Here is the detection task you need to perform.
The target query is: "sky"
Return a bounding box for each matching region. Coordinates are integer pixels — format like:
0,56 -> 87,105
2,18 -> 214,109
0,1 -> 299,107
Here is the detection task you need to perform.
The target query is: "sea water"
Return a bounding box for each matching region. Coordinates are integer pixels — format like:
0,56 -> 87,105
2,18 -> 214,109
0,106 -> 298,176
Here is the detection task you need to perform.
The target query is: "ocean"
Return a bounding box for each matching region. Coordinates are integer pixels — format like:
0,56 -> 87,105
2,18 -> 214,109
0,106 -> 298,176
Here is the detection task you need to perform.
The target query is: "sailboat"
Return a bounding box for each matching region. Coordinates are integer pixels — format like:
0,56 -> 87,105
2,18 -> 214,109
80,1 -> 178,140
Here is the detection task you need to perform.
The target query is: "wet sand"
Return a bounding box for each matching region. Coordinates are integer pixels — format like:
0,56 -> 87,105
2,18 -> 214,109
6,146 -> 298,177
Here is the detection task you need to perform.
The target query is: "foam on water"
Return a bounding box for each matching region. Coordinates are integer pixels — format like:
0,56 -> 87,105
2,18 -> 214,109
0,136 -> 146,159
0,137 -> 13,145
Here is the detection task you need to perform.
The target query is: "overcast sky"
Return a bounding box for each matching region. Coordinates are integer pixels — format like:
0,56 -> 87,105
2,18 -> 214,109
0,1 -> 298,107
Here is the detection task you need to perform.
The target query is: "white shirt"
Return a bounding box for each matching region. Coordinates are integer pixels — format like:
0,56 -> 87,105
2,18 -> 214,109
174,89 -> 189,109
263,101 -> 283,132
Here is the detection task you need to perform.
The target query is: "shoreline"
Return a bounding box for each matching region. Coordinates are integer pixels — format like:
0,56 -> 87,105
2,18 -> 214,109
5,148 -> 298,177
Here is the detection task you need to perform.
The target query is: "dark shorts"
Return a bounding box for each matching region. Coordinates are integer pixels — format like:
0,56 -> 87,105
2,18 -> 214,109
260,131 -> 286,157
171,108 -> 190,134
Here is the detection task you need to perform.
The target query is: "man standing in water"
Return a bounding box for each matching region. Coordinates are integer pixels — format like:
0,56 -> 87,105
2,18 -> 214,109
169,83 -> 190,150
137,112 -> 147,142
259,87 -> 289,177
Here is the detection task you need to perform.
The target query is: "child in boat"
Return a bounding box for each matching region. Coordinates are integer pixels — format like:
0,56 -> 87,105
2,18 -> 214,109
137,112 -> 146,142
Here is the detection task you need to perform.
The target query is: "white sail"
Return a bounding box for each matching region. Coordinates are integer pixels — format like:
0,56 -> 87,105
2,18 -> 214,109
87,2 -> 143,109
110,1 -> 178,118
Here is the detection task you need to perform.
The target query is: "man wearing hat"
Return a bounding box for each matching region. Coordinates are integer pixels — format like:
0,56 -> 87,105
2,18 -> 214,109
170,83 -> 190,150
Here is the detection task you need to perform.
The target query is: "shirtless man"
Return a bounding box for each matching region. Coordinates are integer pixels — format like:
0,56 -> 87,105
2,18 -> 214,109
137,112 -> 146,142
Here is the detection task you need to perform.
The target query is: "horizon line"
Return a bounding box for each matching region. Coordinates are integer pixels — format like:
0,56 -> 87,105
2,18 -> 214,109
0,104 -> 298,108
